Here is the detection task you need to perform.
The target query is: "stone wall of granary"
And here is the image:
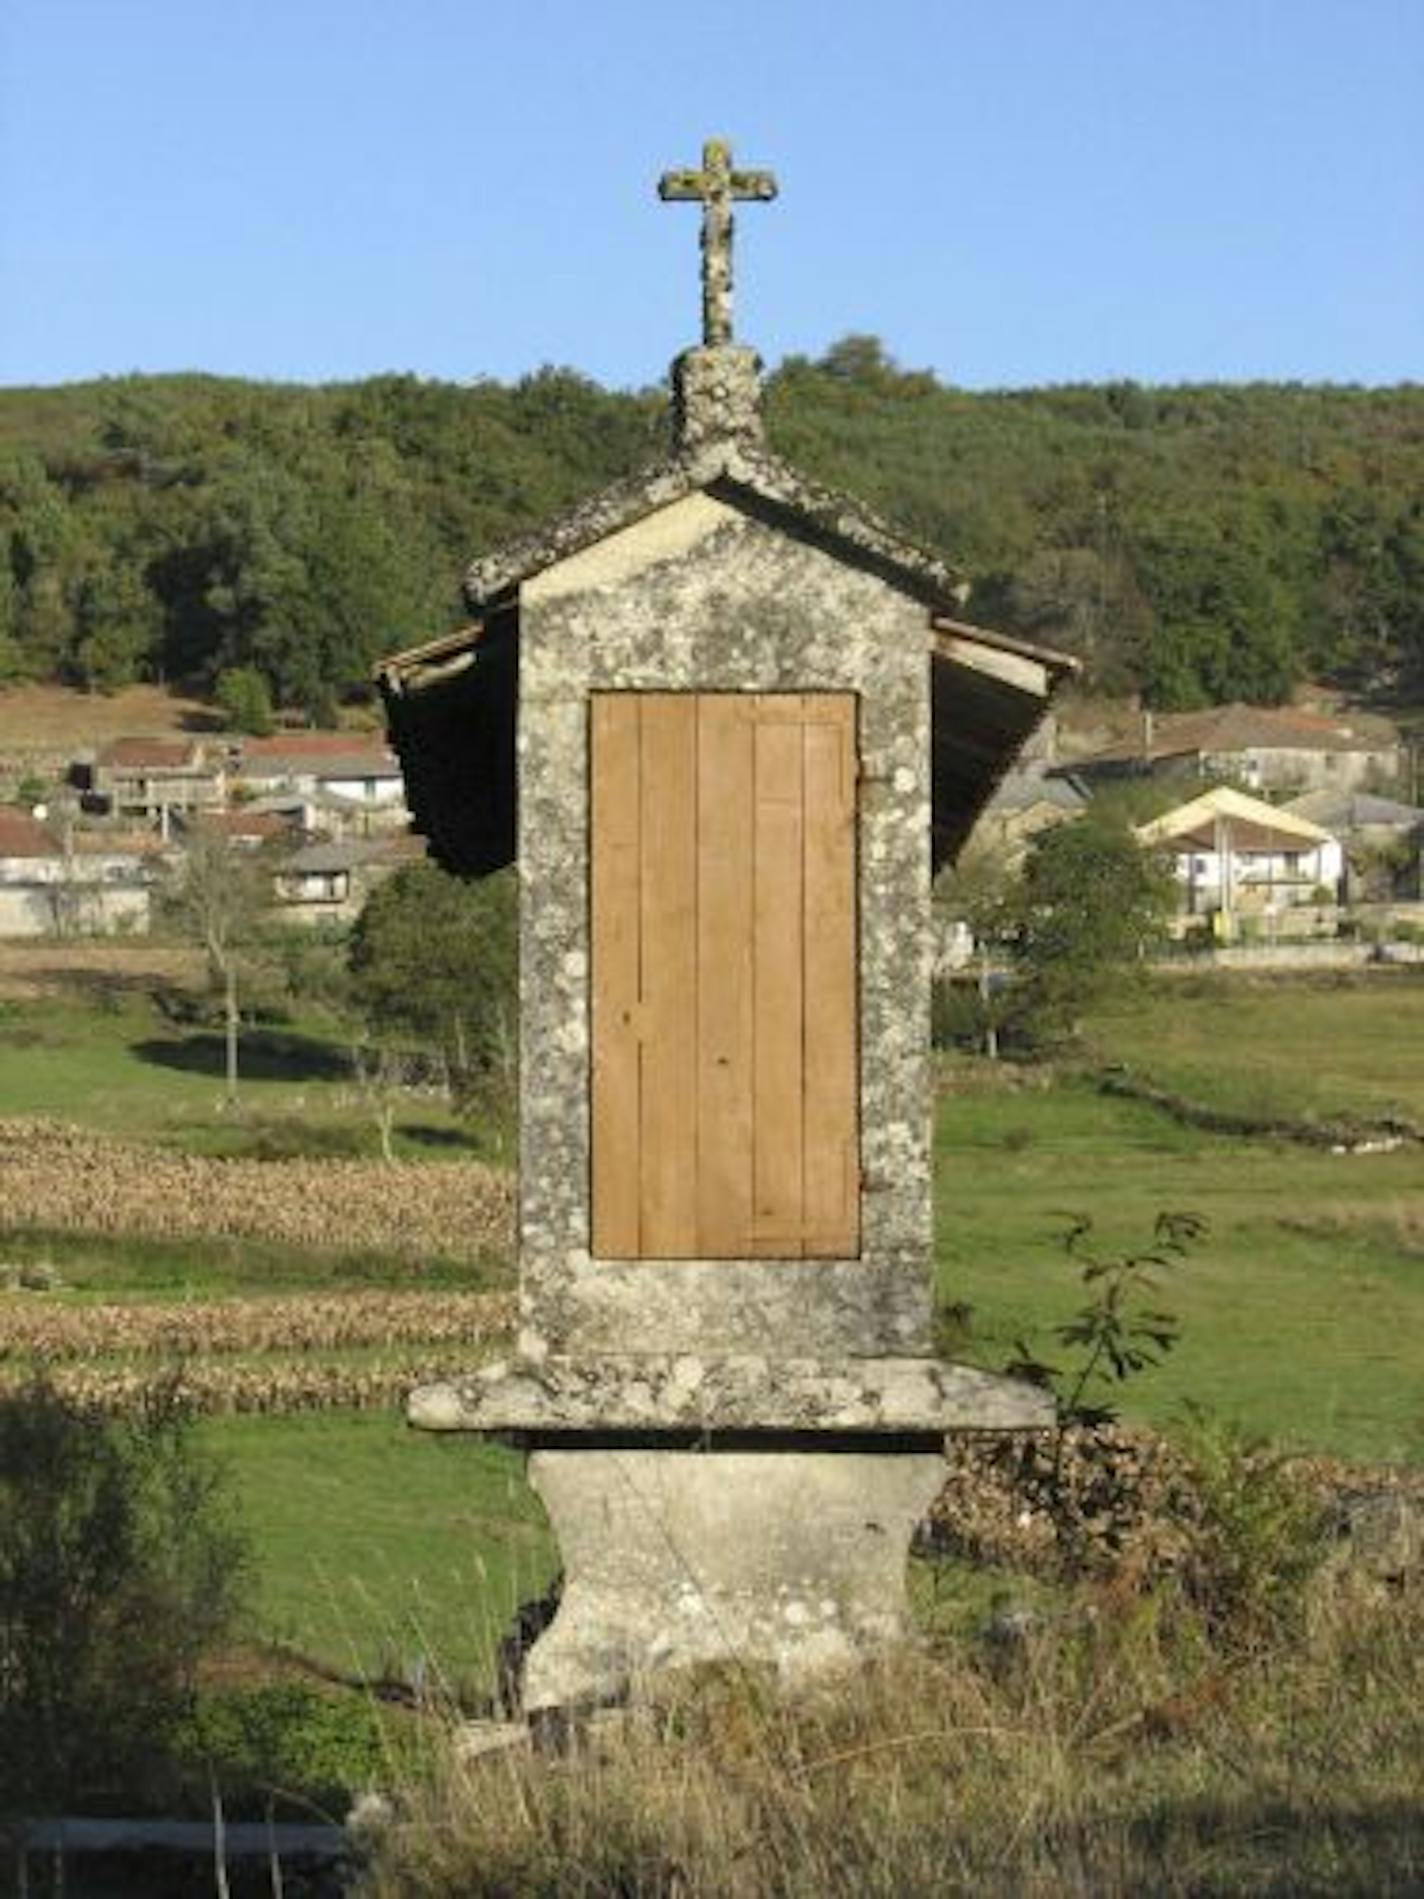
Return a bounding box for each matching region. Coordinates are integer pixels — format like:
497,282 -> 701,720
517,489 -> 934,1361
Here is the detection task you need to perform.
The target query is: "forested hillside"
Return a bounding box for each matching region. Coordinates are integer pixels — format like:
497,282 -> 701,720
1,340 -> 1420,722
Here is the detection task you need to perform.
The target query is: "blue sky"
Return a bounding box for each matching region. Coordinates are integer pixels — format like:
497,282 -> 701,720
2,0 -> 1419,392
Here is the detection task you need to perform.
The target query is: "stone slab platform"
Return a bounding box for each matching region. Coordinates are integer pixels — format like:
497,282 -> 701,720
407,1353 -> 1053,1437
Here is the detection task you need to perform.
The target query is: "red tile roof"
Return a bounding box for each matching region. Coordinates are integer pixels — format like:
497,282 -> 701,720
72,830 -> 167,857
242,733 -> 392,760
0,809 -> 166,859
193,810 -> 290,840
0,808 -> 52,856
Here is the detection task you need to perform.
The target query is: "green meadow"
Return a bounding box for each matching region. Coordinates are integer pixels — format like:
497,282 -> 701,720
203,1412 -> 555,1694
1,963 -> 1421,1686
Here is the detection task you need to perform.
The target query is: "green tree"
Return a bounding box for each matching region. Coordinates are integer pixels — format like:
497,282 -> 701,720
1007,814 -> 1176,1046
934,848 -> 1021,1059
162,829 -> 275,1103
349,863 -> 517,1129
214,663 -> 275,735
4,370 -> 1424,711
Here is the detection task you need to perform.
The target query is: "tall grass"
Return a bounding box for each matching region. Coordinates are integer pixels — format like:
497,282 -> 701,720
365,1578 -> 1423,1896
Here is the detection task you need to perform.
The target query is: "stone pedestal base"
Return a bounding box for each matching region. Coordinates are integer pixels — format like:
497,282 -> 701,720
519,1448 -> 945,1712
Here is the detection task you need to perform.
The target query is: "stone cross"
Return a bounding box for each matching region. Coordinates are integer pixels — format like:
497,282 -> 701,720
658,138 -> 777,348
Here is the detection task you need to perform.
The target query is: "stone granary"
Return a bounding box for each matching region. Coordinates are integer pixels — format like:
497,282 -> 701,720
380,141 -> 1075,1711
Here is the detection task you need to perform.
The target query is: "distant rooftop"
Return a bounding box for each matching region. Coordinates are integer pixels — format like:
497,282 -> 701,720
0,808 -> 165,859
96,736 -> 206,770
241,731 -> 392,758
1137,785 -> 1337,853
1076,702 -> 1398,769
1285,788 -> 1424,829
0,808 -> 50,855
239,734 -> 400,778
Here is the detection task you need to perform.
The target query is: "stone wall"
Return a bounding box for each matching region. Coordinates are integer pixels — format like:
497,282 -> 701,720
516,490 -> 934,1361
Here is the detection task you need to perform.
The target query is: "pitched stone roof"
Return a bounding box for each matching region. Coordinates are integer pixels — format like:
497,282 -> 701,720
461,435 -> 964,613
281,833 -> 420,875
983,771 -> 1087,816
380,351 -> 1077,880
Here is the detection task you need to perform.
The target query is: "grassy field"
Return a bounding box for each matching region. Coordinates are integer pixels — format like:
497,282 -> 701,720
0,981 -> 476,1159
1088,968 -> 1424,1124
204,1412 -> 555,1696
937,972 -> 1424,1464
936,1079 -> 1423,1462
1,962 -> 1421,1690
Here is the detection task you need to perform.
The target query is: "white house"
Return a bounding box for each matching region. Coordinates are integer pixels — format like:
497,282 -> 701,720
1135,785 -> 1343,925
235,734 -> 408,825
0,807 -> 165,937
1284,789 -> 1424,902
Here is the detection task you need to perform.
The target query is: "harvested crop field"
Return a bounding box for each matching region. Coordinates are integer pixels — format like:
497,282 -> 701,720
0,1117 -> 514,1260
0,1353 -> 497,1415
0,1287 -> 515,1360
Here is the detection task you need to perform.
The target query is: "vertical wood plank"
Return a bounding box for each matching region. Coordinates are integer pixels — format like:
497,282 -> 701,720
589,694 -> 642,1256
801,696 -> 859,1255
639,694 -> 699,1255
696,695 -> 755,1254
751,700 -> 805,1254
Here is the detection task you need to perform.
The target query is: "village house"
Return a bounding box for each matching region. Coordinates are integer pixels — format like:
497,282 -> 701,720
1135,784 -> 1343,931
234,733 -> 408,830
175,807 -> 296,850
82,736 -> 226,830
1060,702 -> 1401,797
272,833 -> 421,923
1284,788 -> 1424,902
0,805 -> 166,937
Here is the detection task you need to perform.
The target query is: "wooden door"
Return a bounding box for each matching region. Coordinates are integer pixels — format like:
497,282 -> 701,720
590,692 -> 858,1258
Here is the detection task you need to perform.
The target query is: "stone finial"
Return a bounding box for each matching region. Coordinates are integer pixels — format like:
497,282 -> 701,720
670,343 -> 764,453
658,137 -> 777,349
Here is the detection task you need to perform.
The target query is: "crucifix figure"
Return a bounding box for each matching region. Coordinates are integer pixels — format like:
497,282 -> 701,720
659,138 -> 777,348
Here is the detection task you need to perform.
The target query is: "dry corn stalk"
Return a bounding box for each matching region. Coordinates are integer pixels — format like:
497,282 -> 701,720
0,1117 -> 514,1261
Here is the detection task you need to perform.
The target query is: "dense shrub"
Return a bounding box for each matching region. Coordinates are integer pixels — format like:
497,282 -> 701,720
0,1376 -> 248,1811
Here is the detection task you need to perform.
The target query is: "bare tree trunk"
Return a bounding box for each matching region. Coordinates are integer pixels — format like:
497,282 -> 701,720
979,946 -> 999,1062
223,962 -> 240,1105
450,1012 -> 469,1095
